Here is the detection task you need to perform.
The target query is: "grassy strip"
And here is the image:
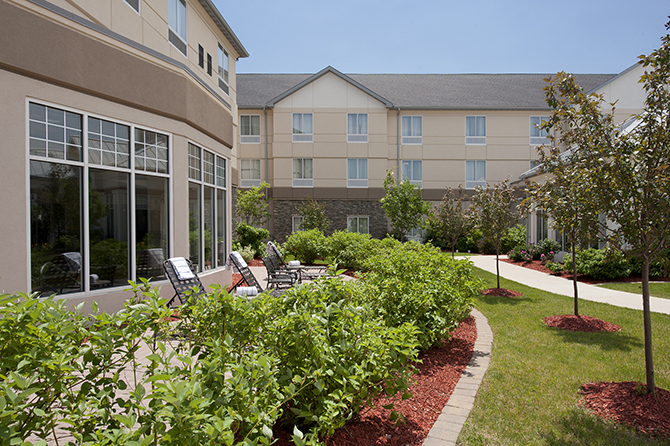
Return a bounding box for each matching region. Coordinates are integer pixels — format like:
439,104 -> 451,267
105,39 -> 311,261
598,282 -> 670,300
458,267 -> 670,446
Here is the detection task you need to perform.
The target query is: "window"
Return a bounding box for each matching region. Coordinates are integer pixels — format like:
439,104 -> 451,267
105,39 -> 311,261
465,160 -> 486,189
218,44 -> 229,94
401,160 -> 422,186
466,116 -> 486,145
124,0 -> 139,13
292,216 -> 304,233
293,158 -> 313,187
207,53 -> 212,76
292,113 -> 313,142
347,216 -> 369,234
401,116 -> 422,144
406,226 -> 424,242
198,45 -> 204,68
188,143 -> 228,272
240,115 -> 261,144
29,102 -> 170,296
168,0 -> 187,55
530,116 -> 550,145
240,159 -> 261,188
347,113 -> 368,142
347,158 -> 368,188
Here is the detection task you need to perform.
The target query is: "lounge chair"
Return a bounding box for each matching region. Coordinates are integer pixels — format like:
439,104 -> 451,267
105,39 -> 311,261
163,257 -> 206,307
261,256 -> 299,289
266,241 -> 328,281
229,251 -> 284,297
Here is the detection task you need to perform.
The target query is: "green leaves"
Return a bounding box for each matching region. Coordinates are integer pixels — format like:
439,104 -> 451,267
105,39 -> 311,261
381,170 -> 431,240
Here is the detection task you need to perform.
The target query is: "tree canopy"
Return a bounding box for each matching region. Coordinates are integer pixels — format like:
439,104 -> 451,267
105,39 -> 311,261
380,170 -> 431,241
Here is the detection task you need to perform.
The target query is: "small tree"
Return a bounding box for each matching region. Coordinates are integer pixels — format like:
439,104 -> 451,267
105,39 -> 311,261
526,148 -> 600,316
380,170 -> 431,240
296,196 -> 330,233
535,22 -> 670,395
470,179 -> 522,289
429,186 -> 471,257
236,181 -> 272,227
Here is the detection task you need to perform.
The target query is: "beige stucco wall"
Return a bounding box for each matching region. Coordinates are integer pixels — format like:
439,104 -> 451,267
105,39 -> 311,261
594,63 -> 646,123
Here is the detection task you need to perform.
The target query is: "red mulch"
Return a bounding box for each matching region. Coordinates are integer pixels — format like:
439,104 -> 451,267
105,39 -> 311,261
543,314 -> 622,332
481,287 -> 523,297
580,381 -> 670,438
502,259 -> 670,284
272,316 -> 477,446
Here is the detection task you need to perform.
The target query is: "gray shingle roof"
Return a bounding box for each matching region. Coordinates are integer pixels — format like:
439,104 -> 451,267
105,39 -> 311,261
237,70 -> 617,110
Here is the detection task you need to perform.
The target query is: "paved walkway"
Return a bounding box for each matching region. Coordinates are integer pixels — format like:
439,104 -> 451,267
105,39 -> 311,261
467,255 -> 670,315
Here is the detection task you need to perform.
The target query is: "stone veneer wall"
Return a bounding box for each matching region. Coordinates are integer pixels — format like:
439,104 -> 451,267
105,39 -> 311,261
272,199 -> 389,243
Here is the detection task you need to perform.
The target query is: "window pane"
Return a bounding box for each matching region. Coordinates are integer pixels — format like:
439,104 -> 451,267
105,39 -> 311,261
303,159 -> 313,178
189,182 -> 201,270
413,116 -> 422,136
401,116 -> 411,136
477,116 -> 486,136
216,189 -> 226,267
188,143 -> 201,180
216,157 -> 226,187
303,114 -> 313,134
89,168 -> 129,289
293,113 -> 301,134
413,160 -> 422,181
348,158 -> 357,179
204,186 -> 215,270
347,114 -> 357,134
135,175 -> 168,281
30,161 -> 82,295
466,160 -> 475,181
359,114 -> 368,134
359,159 -> 367,179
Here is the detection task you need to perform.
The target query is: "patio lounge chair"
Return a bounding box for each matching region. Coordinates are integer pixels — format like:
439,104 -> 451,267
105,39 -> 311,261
266,241 -> 328,281
261,256 -> 299,289
229,251 -> 285,297
163,257 -> 206,307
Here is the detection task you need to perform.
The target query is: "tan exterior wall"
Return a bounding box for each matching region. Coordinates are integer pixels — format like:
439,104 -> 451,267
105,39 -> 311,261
0,0 -> 239,313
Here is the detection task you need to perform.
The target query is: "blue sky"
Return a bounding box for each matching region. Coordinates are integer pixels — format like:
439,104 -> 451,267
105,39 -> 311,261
215,0 -> 668,75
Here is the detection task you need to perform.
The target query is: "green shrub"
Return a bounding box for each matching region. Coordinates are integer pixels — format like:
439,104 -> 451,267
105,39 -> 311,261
545,261 -> 564,273
536,238 -> 561,259
507,245 -> 538,262
234,222 -> 269,258
455,228 -> 482,253
500,224 -> 527,254
628,248 -> 670,278
563,248 -> 631,280
238,245 -> 255,263
360,242 -> 479,350
324,230 -> 373,270
283,229 -> 327,264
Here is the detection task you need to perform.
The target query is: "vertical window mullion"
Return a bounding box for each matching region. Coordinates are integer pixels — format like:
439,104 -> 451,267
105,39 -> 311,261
82,115 -> 90,292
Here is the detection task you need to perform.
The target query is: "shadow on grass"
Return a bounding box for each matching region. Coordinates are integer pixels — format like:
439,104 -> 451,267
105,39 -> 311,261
544,324 -> 644,352
542,407 -> 669,446
478,293 -> 534,306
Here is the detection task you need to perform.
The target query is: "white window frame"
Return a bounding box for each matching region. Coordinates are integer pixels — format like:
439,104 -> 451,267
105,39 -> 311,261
240,159 -> 261,188
218,44 -> 229,94
465,116 -> 486,145
401,160 -> 422,187
240,115 -> 261,144
123,0 -> 140,13
465,160 -> 486,189
401,116 -> 422,145
27,100 -> 174,293
292,215 -> 304,233
293,158 -> 313,187
347,113 -> 368,143
347,216 -> 369,234
347,158 -> 368,188
292,113 -> 313,142
168,0 -> 187,55
530,116 -> 550,145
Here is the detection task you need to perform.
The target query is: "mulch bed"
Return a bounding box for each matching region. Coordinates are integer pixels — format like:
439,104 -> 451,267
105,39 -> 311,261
481,287 -> 523,297
543,314 -> 622,332
272,316 -> 477,446
580,381 -> 670,438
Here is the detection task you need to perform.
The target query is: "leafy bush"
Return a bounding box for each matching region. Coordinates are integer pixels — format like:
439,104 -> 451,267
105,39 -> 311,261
536,238 -> 561,259
324,230 -> 373,270
500,224 -> 527,254
283,229 -> 327,264
237,244 -> 255,263
628,248 -> 670,278
360,243 -> 479,350
507,245 -> 538,262
455,228 -> 482,253
545,260 -> 564,273
563,248 -> 631,280
234,222 -> 270,258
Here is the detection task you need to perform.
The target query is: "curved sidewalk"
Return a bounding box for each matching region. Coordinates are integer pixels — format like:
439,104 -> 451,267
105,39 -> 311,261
467,255 -> 670,315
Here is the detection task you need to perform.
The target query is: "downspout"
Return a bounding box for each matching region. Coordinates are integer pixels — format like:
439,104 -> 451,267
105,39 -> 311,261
263,106 -> 269,188
396,108 -> 401,181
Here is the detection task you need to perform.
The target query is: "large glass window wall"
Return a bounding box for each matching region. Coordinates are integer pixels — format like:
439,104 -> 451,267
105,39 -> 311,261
29,102 -> 170,295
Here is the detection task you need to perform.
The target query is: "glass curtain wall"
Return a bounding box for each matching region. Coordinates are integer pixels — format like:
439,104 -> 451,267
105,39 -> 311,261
28,102 -> 170,296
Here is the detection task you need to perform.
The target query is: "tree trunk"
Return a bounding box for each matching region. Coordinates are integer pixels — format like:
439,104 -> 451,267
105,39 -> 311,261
451,242 -> 456,258
642,257 -> 656,395
572,243 -> 579,316
496,251 -> 500,289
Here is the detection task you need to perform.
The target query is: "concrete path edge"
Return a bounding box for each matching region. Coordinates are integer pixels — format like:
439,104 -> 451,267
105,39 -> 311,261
422,308 -> 493,446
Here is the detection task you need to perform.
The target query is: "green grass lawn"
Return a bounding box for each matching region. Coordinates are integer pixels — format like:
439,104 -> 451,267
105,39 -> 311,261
598,282 -> 670,300
458,267 -> 670,446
